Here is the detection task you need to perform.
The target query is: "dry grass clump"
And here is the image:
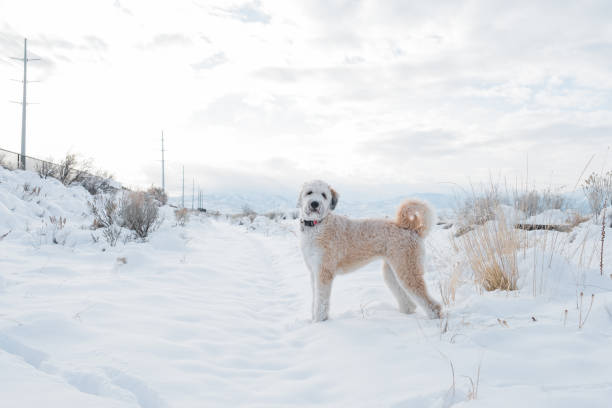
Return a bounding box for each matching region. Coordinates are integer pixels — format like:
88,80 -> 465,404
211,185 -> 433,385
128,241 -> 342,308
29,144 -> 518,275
438,264 -> 463,306
455,211 -> 519,291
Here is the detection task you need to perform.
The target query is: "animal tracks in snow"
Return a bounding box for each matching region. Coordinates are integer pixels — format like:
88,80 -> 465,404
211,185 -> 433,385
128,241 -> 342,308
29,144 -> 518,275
0,333 -> 167,408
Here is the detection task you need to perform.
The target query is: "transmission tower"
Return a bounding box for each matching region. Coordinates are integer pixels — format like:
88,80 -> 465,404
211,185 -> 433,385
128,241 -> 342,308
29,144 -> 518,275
182,165 -> 185,208
10,38 -> 40,170
161,131 -> 166,192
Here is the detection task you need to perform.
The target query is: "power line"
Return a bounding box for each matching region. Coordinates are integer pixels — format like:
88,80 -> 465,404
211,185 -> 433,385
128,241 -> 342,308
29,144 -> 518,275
161,131 -> 166,192
10,38 -> 40,170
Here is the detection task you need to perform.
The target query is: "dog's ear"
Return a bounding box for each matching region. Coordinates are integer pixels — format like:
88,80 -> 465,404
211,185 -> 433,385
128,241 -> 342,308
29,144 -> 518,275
330,187 -> 339,210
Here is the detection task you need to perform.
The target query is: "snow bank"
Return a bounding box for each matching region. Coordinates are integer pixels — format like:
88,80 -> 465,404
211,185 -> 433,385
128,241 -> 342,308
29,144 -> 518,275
1,167 -> 612,407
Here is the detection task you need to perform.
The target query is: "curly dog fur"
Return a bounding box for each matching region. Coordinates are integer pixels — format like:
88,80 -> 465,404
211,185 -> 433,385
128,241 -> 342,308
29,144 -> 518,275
298,180 -> 442,321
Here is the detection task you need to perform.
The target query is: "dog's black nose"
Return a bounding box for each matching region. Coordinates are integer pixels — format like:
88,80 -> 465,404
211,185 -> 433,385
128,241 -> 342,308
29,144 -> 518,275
310,201 -> 319,209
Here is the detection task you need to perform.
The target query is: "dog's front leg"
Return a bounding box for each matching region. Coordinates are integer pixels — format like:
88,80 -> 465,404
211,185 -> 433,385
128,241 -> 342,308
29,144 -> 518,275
313,268 -> 334,322
309,268 -> 315,320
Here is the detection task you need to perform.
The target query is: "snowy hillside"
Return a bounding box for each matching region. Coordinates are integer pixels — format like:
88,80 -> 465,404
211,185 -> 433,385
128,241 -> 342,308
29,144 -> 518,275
1,167 -> 612,407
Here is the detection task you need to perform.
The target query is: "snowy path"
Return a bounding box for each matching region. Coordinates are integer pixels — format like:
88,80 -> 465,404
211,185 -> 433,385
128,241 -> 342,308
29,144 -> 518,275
1,220 -> 306,407
2,214 -> 612,407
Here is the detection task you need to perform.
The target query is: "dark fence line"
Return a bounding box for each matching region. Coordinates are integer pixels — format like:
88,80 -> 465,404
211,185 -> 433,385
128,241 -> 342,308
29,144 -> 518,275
0,147 -> 57,174
0,147 -> 118,194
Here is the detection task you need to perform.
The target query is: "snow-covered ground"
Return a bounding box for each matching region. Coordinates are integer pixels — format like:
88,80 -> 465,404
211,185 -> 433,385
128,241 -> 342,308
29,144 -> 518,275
1,166 -> 612,407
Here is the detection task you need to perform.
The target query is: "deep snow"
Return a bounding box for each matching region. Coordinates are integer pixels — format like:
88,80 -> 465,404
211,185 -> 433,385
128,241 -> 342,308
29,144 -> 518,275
1,166 -> 612,407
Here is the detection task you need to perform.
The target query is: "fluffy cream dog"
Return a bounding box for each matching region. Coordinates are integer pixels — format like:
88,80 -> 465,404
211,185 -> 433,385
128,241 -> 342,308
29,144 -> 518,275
298,180 -> 442,322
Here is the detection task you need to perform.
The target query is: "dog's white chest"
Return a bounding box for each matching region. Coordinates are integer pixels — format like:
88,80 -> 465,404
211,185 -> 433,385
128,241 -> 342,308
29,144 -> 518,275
299,228 -> 323,272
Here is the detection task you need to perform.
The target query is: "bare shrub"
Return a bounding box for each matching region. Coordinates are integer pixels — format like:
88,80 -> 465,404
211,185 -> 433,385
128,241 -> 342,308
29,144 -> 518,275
455,211 -> 519,292
513,189 -> 570,216
147,186 -> 168,205
175,208 -> 189,226
120,191 -> 160,239
55,153 -> 79,185
81,171 -> 115,195
53,153 -> 93,186
582,171 -> 612,219
88,194 -> 122,246
241,204 -> 256,216
455,187 -> 502,228
263,211 -> 284,220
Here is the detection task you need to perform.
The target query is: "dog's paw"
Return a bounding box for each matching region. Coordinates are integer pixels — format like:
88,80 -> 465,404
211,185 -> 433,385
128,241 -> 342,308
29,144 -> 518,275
398,304 -> 417,314
429,304 -> 443,319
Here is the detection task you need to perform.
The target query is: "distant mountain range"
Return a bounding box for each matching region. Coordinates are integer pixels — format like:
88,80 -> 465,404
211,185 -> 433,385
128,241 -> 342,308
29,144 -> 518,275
169,192 -> 456,218
169,189 -> 591,219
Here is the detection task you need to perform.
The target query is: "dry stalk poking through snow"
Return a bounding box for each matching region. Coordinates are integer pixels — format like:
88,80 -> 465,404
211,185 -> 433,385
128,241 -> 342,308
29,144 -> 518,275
601,203 -> 607,276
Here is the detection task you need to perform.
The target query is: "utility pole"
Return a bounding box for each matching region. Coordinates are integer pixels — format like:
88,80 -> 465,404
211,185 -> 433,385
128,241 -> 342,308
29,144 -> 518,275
192,178 -> 195,210
161,131 -> 166,192
10,38 -> 40,170
181,165 -> 185,208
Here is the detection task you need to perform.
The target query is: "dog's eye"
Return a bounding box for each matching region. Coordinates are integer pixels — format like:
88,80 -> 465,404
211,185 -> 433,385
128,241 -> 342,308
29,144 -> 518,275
306,191 -> 312,196
322,193 -> 327,199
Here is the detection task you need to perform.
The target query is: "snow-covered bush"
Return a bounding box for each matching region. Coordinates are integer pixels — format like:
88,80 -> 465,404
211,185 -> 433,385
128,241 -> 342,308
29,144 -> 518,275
0,153 -> 15,170
147,186 -> 168,205
80,172 -> 116,195
89,190 -> 162,244
120,191 -> 160,239
89,194 -> 123,246
54,153 -> 84,186
33,153 -> 114,195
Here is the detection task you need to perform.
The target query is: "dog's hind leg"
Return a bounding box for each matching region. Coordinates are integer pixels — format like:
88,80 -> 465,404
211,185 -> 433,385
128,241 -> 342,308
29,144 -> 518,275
382,262 -> 416,314
387,255 -> 442,319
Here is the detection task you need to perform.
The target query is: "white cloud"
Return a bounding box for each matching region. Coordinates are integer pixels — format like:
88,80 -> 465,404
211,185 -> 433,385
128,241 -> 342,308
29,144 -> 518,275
0,0 -> 611,199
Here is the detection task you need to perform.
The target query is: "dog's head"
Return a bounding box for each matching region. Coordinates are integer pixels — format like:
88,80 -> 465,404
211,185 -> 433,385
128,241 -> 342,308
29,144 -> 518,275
297,180 -> 339,221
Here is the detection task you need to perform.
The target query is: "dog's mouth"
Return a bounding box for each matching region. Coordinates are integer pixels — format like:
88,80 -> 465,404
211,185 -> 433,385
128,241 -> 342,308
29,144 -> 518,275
304,208 -> 321,217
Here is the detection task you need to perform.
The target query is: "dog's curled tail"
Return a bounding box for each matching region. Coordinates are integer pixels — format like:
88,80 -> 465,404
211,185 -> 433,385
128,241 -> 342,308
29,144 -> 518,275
396,199 -> 434,238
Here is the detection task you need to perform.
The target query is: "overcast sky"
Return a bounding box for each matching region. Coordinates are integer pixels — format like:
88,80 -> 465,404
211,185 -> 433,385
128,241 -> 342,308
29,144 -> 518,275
1,0 -> 611,199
